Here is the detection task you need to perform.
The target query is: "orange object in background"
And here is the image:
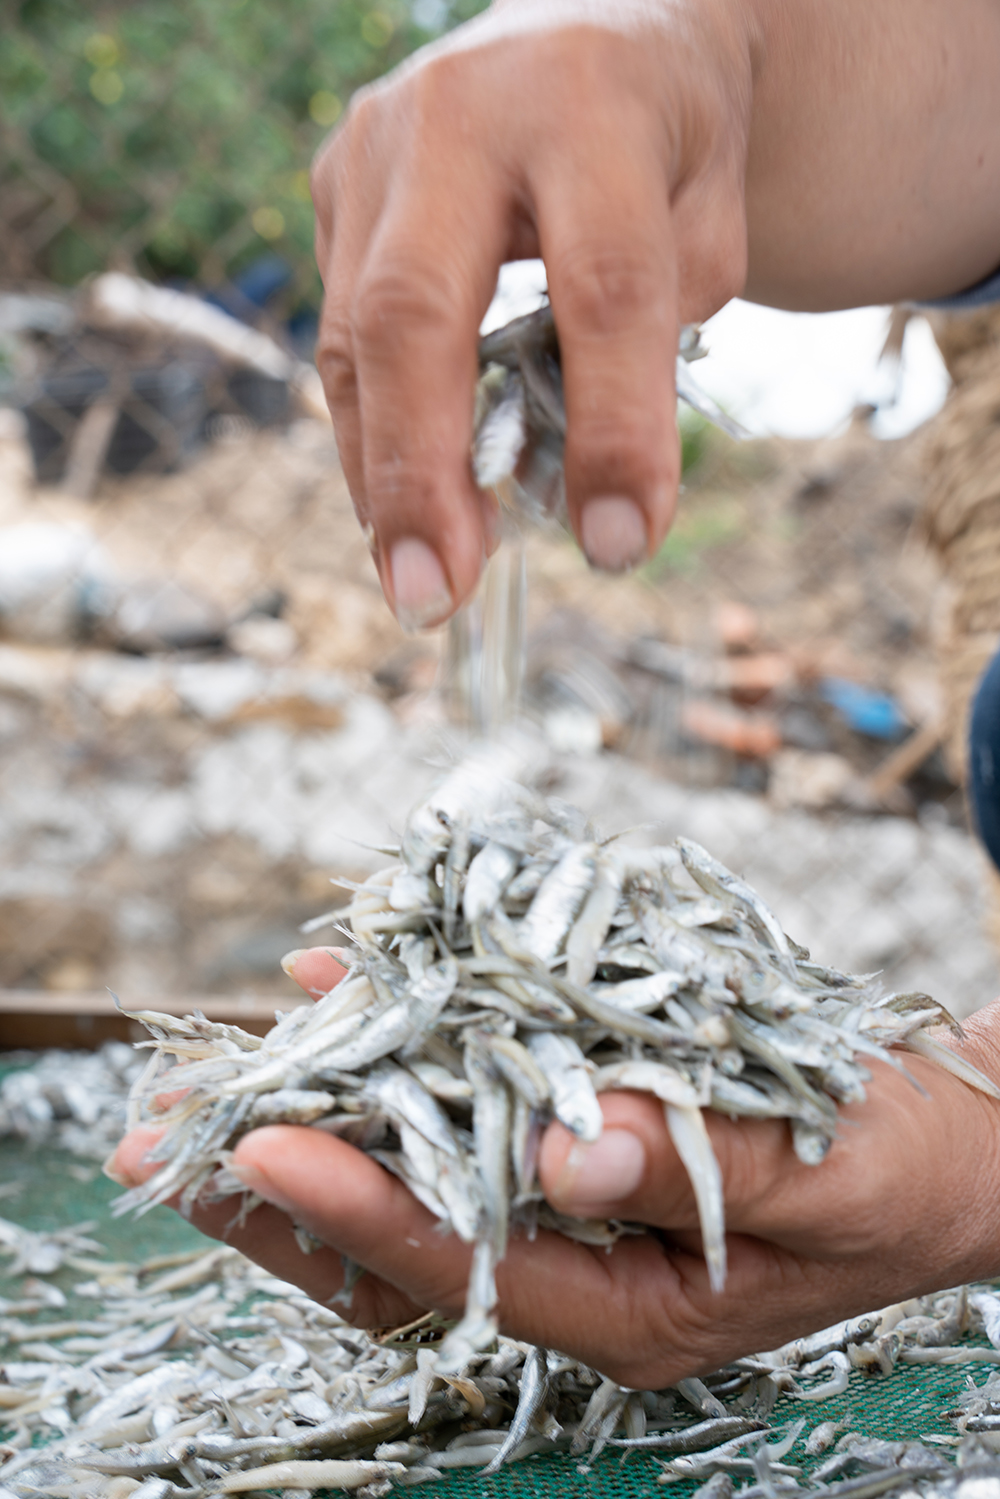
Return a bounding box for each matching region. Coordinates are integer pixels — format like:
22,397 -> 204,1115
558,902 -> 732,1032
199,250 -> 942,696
721,652 -> 795,703
714,599 -> 760,654
682,699 -> 783,758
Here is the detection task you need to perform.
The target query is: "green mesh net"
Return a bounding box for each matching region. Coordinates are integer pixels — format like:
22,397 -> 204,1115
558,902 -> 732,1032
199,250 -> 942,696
0,1128 -> 985,1499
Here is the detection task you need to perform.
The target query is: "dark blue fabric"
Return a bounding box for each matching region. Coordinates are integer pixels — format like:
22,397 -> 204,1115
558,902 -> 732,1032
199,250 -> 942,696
969,646 -> 1000,870
920,264 -> 1000,310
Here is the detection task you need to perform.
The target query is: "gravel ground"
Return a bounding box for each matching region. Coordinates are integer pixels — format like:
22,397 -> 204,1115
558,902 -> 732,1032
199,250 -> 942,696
0,645 -> 994,1016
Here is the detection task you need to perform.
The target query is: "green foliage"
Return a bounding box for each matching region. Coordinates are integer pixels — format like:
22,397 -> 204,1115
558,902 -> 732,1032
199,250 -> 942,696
1,0 -> 488,292
644,494 -> 747,579
678,408 -> 711,476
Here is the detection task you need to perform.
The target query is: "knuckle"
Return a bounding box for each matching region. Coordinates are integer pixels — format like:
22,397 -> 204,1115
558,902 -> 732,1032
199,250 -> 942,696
552,244 -> 665,338
316,319 -> 356,409
310,84 -> 382,198
363,451 -> 441,509
406,46 -> 486,131
352,261 -> 460,353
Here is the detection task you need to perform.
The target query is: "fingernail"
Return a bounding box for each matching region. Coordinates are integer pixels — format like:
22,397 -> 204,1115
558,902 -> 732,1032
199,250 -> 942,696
230,1161 -> 294,1212
580,497 -> 648,573
102,1149 -> 130,1187
553,1128 -> 646,1208
281,948 -> 306,977
390,537 -> 453,632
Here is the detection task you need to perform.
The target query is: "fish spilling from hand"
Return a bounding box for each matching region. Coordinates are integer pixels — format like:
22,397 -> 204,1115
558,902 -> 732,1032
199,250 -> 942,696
113,747 -> 998,1376
451,306 -> 746,732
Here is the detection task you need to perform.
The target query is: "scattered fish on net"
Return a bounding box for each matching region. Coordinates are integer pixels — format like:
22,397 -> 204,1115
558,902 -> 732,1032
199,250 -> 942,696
4,1218 -> 1000,1499
0,1045 -> 140,1160
113,744 -> 999,1375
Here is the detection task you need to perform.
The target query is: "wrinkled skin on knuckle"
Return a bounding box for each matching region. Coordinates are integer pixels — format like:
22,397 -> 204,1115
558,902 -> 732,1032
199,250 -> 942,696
361,454 -> 449,522
569,408 -> 675,472
310,92 -> 382,262
526,23 -> 659,136
315,315 -> 356,410
551,243 -> 669,341
352,260 -> 464,360
584,1252 -> 714,1388
707,1116 -> 793,1223
406,44 -> 487,134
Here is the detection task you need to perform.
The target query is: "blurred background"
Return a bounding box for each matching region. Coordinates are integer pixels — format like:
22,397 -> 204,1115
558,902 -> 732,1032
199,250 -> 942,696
2,0 -> 999,1060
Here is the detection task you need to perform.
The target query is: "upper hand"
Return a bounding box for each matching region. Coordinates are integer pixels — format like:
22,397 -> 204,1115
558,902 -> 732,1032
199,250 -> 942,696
310,0 -> 752,628
109,948 -> 1000,1388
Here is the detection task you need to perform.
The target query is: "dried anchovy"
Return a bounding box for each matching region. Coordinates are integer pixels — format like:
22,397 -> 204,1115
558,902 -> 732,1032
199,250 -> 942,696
2,1223 -> 1000,1499
114,748 -> 999,1372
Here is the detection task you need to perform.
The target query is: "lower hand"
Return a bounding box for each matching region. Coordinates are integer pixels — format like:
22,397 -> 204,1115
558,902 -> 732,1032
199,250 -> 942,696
109,950 -> 1000,1388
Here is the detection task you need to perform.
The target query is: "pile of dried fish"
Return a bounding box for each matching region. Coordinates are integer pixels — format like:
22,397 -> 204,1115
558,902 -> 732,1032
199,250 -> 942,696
0,1045 -> 139,1160
5,1216 -> 1000,1499
114,747 -> 999,1373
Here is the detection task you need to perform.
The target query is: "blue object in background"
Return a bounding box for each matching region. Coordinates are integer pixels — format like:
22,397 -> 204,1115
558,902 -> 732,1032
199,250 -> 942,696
819,677 -> 909,740
203,254 -> 294,325
233,254 -> 293,309
202,254 -> 318,359
970,645 -> 1000,873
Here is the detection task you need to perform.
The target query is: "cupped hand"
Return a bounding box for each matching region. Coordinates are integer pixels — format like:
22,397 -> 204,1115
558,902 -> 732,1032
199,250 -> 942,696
109,947 -> 1000,1389
310,0 -> 753,628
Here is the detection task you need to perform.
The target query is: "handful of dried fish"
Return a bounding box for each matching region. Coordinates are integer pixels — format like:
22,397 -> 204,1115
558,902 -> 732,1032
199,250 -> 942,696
113,748 -> 999,1375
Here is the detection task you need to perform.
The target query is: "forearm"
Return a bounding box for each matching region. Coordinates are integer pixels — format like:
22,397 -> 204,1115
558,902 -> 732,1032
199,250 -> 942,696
744,0 -> 1000,308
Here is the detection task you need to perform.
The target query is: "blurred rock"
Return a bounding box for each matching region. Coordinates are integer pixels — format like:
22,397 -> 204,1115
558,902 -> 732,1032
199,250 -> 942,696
226,614 -> 297,664
769,749 -> 856,811
0,897 -> 111,989
543,703 -> 603,756
895,663 -> 944,728
110,578 -> 227,652
0,521 -> 115,643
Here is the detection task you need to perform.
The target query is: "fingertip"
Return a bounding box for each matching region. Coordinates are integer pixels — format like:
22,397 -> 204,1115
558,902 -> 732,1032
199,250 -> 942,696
282,947 -> 349,998
104,1125 -> 167,1188
232,1122 -> 309,1166
541,1124 -> 647,1215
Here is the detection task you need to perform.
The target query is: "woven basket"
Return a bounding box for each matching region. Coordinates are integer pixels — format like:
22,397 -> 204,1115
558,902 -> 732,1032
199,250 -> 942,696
922,305 -> 1000,786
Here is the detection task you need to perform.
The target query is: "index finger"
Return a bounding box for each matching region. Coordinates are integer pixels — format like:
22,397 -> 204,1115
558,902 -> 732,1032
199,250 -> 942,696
329,91 -> 513,627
